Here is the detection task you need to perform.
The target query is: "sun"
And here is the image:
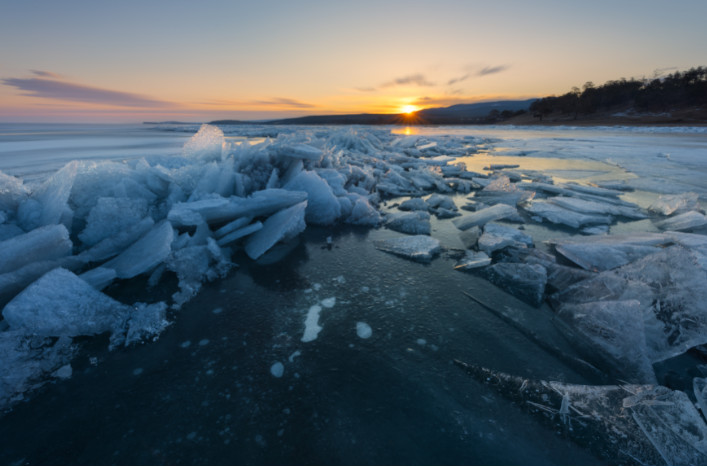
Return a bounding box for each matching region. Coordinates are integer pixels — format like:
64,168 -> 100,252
400,105 -> 419,114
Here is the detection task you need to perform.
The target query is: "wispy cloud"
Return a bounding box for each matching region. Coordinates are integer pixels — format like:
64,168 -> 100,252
381,74 -> 436,88
1,73 -> 172,108
447,74 -> 471,86
29,70 -> 63,79
478,65 -> 509,76
252,97 -> 315,109
354,87 -> 377,92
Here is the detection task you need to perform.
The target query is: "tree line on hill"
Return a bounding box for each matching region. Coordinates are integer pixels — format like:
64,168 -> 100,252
529,66 -> 707,120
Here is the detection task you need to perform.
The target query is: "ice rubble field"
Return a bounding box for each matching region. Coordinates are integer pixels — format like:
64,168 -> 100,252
2,124 -> 707,463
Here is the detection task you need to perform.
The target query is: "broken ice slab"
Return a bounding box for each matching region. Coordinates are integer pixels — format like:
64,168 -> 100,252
655,210 -> 707,231
0,330 -> 75,411
168,189 -> 308,227
694,377 -> 707,414
0,256 -> 86,308
17,161 -> 78,231
3,268 -> 129,337
374,235 -> 441,263
555,300 -> 656,383
477,223 -> 533,255
564,182 -> 623,198
454,362 -> 707,466
103,220 -> 174,279
473,175 -> 535,206
345,197 -> 381,226
483,164 -> 519,170
79,217 -> 155,263
216,221 -> 263,246
284,170 -> 341,225
0,224 -> 72,275
79,197 -> 149,247
548,196 -> 647,219
398,197 -> 429,212
525,200 -> 612,229
275,143 -> 323,161
182,124 -> 224,161
0,170 -> 29,212
213,216 -> 253,239
78,267 -> 117,290
552,245 -> 707,376
244,201 -> 307,260
545,263 -> 595,292
452,204 -> 518,231
549,233 -> 670,271
454,250 -> 491,270
649,192 -> 701,216
459,226 -> 481,249
385,211 -> 431,235
482,262 -> 547,307
425,194 -> 457,211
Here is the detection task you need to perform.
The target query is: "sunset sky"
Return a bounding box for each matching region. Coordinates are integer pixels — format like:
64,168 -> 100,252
2,0 -> 706,122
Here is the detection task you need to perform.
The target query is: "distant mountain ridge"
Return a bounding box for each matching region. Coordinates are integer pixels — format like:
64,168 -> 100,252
207,99 -> 538,126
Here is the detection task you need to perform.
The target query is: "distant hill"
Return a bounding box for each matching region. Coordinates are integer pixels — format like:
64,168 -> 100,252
232,99 -> 537,126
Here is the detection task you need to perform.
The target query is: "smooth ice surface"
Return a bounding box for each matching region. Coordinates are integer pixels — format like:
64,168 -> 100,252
373,235 -> 441,263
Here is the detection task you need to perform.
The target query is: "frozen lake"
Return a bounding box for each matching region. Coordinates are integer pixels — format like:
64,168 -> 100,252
1,123 -> 707,464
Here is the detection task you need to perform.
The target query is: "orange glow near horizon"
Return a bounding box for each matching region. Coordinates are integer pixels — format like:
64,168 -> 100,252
400,104 -> 419,114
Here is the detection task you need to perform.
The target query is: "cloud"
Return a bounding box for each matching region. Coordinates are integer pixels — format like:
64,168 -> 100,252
447,74 -> 471,86
381,74 -> 435,88
354,87 -> 377,92
1,74 -> 172,108
30,70 -> 63,79
252,97 -> 315,109
478,65 -> 509,76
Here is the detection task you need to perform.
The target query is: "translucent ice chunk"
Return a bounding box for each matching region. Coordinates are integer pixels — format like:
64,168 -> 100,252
477,223 -> 533,255
374,235 -> 441,263
483,262 -> 547,306
452,204 -> 518,231
548,196 -> 646,219
79,217 -> 155,263
0,224 -> 72,275
245,201 -> 307,260
284,170 -> 341,225
649,192 -> 700,216
525,200 -> 611,229
17,161 -> 78,230
356,322 -> 372,339
78,267 -> 117,290
3,268 -> 129,337
216,221 -> 263,246
398,198 -> 429,212
455,362 -> 707,465
345,196 -> 381,226
182,124 -> 224,161
79,197 -> 149,247
0,170 -> 29,212
103,220 -> 174,279
655,211 -> 707,231
550,233 -> 669,271
302,304 -> 323,342
168,189 -> 307,227
385,211 -> 431,235
454,250 -> 491,270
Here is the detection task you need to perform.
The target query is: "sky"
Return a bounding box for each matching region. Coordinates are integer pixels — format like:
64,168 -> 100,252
1,0 -> 706,123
